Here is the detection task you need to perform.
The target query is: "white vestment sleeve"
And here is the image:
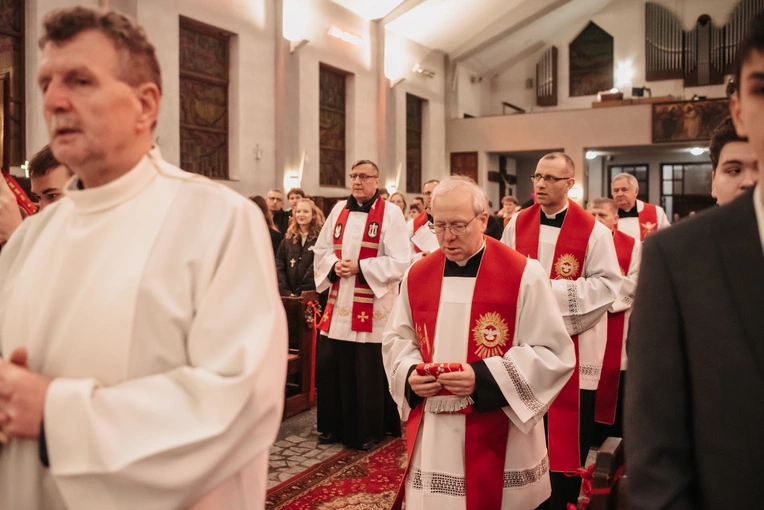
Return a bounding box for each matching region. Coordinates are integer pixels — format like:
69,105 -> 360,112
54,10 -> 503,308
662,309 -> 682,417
43,201 -> 288,509
611,239 -> 642,314
550,223 -> 621,336
657,205 -> 671,229
482,260 -> 576,434
359,206 -> 412,298
382,269 -> 424,422
313,203 -> 342,293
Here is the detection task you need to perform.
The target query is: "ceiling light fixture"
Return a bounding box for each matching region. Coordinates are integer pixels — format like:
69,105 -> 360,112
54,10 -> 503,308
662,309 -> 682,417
329,26 -> 362,46
585,151 -> 597,160
411,63 -> 435,78
690,147 -> 705,156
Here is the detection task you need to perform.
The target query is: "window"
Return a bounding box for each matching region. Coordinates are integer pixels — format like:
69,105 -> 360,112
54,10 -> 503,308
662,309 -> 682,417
660,162 -> 713,219
319,65 -> 347,188
179,17 -> 232,179
608,164 -> 649,203
0,0 -> 24,168
406,94 -> 424,193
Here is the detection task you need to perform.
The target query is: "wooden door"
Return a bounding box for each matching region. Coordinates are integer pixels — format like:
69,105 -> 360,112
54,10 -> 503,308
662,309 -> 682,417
450,152 -> 478,183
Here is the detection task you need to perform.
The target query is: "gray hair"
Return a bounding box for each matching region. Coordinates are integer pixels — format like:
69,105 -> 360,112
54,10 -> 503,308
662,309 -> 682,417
430,175 -> 489,215
611,173 -> 638,190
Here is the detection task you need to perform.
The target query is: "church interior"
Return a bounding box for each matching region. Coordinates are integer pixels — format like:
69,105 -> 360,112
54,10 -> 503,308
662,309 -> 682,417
1,0 -> 761,508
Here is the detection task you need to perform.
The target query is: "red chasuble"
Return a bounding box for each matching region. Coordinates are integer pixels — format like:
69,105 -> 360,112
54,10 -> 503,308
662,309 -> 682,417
514,200 -> 595,473
398,236 -> 526,510
638,202 -> 658,240
318,196 -> 385,334
595,229 -> 635,425
412,210 -> 429,254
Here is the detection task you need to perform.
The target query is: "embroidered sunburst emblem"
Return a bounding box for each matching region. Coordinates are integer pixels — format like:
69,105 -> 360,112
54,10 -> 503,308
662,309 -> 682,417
554,253 -> 579,280
472,312 -> 509,358
641,221 -> 656,234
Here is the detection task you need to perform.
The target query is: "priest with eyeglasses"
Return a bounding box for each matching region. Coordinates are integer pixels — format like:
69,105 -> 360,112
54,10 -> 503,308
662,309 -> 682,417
313,159 -> 411,450
383,176 -> 575,510
501,153 -> 621,509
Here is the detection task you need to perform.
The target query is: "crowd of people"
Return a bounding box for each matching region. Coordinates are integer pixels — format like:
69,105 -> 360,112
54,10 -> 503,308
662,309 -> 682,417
0,4 -> 762,510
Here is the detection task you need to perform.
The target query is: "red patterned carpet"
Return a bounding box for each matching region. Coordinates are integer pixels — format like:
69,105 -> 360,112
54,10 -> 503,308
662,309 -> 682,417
266,437 -> 406,509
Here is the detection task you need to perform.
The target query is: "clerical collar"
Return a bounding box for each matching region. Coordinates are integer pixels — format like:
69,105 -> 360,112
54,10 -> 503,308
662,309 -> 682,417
619,204 -> 639,218
540,203 -> 568,228
345,191 -> 379,213
65,153 -> 158,214
444,242 -> 485,277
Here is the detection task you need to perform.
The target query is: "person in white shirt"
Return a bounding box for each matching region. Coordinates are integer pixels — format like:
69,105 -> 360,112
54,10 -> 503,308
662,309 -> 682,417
0,7 -> 286,509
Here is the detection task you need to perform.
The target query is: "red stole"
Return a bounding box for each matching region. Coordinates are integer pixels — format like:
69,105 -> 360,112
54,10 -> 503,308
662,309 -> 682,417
318,196 -> 385,334
514,200 -> 595,472
2,171 -> 37,215
398,237 -> 526,510
412,210 -> 429,254
595,229 -> 635,425
638,202 -> 658,240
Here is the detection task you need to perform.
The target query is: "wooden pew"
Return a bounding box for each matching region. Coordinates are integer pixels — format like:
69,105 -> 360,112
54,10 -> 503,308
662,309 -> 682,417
588,436 -> 627,510
282,291 -> 319,418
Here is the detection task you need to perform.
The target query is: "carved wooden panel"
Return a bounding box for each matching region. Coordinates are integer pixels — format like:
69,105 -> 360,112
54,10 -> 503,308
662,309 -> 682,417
569,22 -> 613,97
536,46 -> 558,107
406,93 -> 424,194
179,17 -> 230,180
450,152 -> 478,184
319,65 -> 347,188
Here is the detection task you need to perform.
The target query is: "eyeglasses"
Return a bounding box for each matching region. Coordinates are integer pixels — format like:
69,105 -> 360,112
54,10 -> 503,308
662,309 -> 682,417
530,174 -> 571,183
349,173 -> 378,181
429,215 -> 479,236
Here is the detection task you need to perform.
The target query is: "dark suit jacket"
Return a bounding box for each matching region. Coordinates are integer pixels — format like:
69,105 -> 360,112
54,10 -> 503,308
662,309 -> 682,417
625,189 -> 764,510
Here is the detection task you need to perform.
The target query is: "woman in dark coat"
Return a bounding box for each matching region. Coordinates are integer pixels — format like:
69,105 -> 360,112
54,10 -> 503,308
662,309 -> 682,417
250,195 -> 283,256
275,198 -> 325,297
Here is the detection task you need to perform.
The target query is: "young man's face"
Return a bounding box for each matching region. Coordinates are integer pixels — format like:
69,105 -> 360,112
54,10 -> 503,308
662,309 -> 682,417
287,192 -> 302,210
31,165 -> 72,211
731,49 -> 764,180
712,141 -> 759,205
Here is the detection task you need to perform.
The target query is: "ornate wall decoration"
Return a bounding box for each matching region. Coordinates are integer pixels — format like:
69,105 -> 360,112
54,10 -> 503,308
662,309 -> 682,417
319,65 -> 347,188
652,99 -> 729,143
406,93 -> 424,194
179,18 -> 231,180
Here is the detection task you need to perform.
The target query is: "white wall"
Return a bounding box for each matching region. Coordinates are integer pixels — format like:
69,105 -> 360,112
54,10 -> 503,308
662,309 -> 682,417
480,0 -> 741,116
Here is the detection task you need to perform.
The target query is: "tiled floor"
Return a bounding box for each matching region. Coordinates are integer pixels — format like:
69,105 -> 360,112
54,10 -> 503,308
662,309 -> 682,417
267,408 -> 343,489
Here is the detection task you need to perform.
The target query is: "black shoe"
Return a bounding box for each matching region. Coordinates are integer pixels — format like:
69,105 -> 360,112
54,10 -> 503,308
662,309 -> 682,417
318,432 -> 340,444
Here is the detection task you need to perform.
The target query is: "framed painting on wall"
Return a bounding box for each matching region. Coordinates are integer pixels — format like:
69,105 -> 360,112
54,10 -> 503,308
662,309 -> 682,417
652,98 -> 729,143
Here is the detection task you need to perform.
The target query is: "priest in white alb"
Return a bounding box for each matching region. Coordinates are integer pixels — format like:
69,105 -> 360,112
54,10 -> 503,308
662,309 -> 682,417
587,198 -> 641,444
383,176 -> 575,510
407,179 -> 440,256
313,159 -> 411,449
611,172 -> 670,240
502,153 -> 621,509
0,8 -> 286,509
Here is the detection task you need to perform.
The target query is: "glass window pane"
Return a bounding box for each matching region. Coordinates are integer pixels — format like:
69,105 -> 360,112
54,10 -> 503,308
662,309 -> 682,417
611,167 -> 622,178
684,164 -> 713,194
662,165 -> 673,179
674,180 -> 683,194
673,166 -> 683,179
663,181 -> 673,195
663,196 -> 673,220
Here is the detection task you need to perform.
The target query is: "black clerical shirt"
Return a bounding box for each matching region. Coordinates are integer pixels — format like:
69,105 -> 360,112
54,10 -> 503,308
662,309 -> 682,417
619,205 -> 639,218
